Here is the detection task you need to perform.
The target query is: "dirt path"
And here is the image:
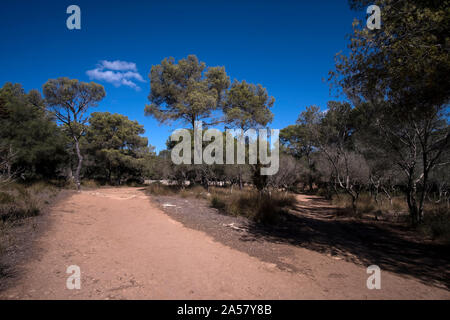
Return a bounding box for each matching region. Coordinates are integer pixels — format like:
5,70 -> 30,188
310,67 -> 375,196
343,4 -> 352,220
1,188 -> 448,299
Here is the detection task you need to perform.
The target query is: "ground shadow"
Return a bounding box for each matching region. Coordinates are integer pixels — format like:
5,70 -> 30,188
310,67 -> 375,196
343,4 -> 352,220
241,196 -> 450,290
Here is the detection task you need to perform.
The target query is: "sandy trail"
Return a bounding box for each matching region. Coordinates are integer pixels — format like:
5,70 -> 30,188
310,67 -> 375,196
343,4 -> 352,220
1,187 -> 448,299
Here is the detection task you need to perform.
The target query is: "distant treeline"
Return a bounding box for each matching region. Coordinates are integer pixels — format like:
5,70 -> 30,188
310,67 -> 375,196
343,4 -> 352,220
0,82 -> 155,186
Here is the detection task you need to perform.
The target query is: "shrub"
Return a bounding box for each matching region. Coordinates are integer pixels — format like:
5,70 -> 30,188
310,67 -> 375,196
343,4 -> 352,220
357,194 -> 376,214
419,205 -> 450,242
332,194 -> 354,216
145,182 -> 178,196
179,185 -> 207,199
209,189 -> 296,225
0,182 -> 58,221
211,195 -> 226,210
81,179 -> 100,189
317,187 -> 332,199
332,193 -> 407,219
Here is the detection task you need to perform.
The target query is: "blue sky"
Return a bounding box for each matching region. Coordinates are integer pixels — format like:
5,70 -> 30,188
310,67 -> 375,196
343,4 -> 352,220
0,0 -> 360,152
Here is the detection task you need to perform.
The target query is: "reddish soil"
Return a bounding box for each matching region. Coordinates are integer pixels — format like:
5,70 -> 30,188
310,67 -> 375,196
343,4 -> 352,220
0,188 -> 448,299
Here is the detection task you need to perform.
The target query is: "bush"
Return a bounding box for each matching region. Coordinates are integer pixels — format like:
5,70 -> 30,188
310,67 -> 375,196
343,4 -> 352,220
332,193 -> 409,219
419,205 -> 450,242
211,195 -> 226,210
0,182 -> 60,263
145,182 -> 178,196
317,187 -> 332,199
332,194 -> 354,216
146,182 -> 211,199
0,182 -> 58,221
357,194 -> 376,214
210,189 -> 296,225
125,179 -> 146,187
180,185 -> 208,199
81,179 -> 100,189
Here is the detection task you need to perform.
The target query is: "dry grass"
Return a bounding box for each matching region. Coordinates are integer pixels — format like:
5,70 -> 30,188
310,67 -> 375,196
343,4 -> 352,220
419,204 -> 450,242
332,193 -> 409,218
180,185 -> 208,199
0,182 -> 59,222
146,182 -> 211,199
332,192 -> 450,242
81,179 -> 101,189
146,182 -> 297,225
210,188 -> 296,225
145,182 -> 179,196
0,182 -> 60,259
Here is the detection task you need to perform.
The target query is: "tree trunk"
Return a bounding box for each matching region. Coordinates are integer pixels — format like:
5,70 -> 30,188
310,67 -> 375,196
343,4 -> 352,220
73,136 -> 83,191
406,179 -> 419,226
238,167 -> 243,190
6,145 -> 12,179
308,175 -> 313,192
351,195 -> 357,215
307,155 -> 314,191
382,187 -> 392,206
6,162 -> 11,179
417,162 -> 430,224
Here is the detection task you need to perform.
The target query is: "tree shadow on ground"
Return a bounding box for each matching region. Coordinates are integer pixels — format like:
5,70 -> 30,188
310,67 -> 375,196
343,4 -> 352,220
241,196 -> 450,290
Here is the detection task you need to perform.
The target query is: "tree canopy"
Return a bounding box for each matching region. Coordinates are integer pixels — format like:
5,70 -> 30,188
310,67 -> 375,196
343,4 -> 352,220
43,77 -> 106,190
223,80 -> 274,131
84,112 -> 154,184
0,83 -> 67,179
145,55 -> 230,129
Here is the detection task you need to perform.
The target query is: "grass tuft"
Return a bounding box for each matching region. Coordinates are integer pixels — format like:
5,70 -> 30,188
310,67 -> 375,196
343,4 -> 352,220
210,189 -> 296,225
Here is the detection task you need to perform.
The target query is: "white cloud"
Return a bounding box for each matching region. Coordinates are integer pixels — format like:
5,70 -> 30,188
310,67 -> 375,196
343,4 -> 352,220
122,71 -> 145,82
99,60 -> 137,72
86,60 -> 145,90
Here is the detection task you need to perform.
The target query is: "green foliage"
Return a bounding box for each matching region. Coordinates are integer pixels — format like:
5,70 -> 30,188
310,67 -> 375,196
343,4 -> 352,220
43,77 -> 106,190
0,83 -> 68,180
84,112 -> 155,184
280,124 -> 304,158
333,0 -> 449,110
43,77 -> 106,131
280,106 -> 322,190
328,0 -> 450,224
222,80 -> 275,191
280,104 -> 321,159
223,80 -> 274,130
145,55 -> 230,128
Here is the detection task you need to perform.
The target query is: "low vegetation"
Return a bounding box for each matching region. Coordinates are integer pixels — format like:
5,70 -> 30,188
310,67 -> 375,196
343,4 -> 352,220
145,182 -> 179,196
0,182 -> 59,222
331,192 -> 450,242
0,181 -> 61,259
331,193 -> 406,219
146,182 -> 296,225
419,208 -> 450,243
210,189 -> 296,225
